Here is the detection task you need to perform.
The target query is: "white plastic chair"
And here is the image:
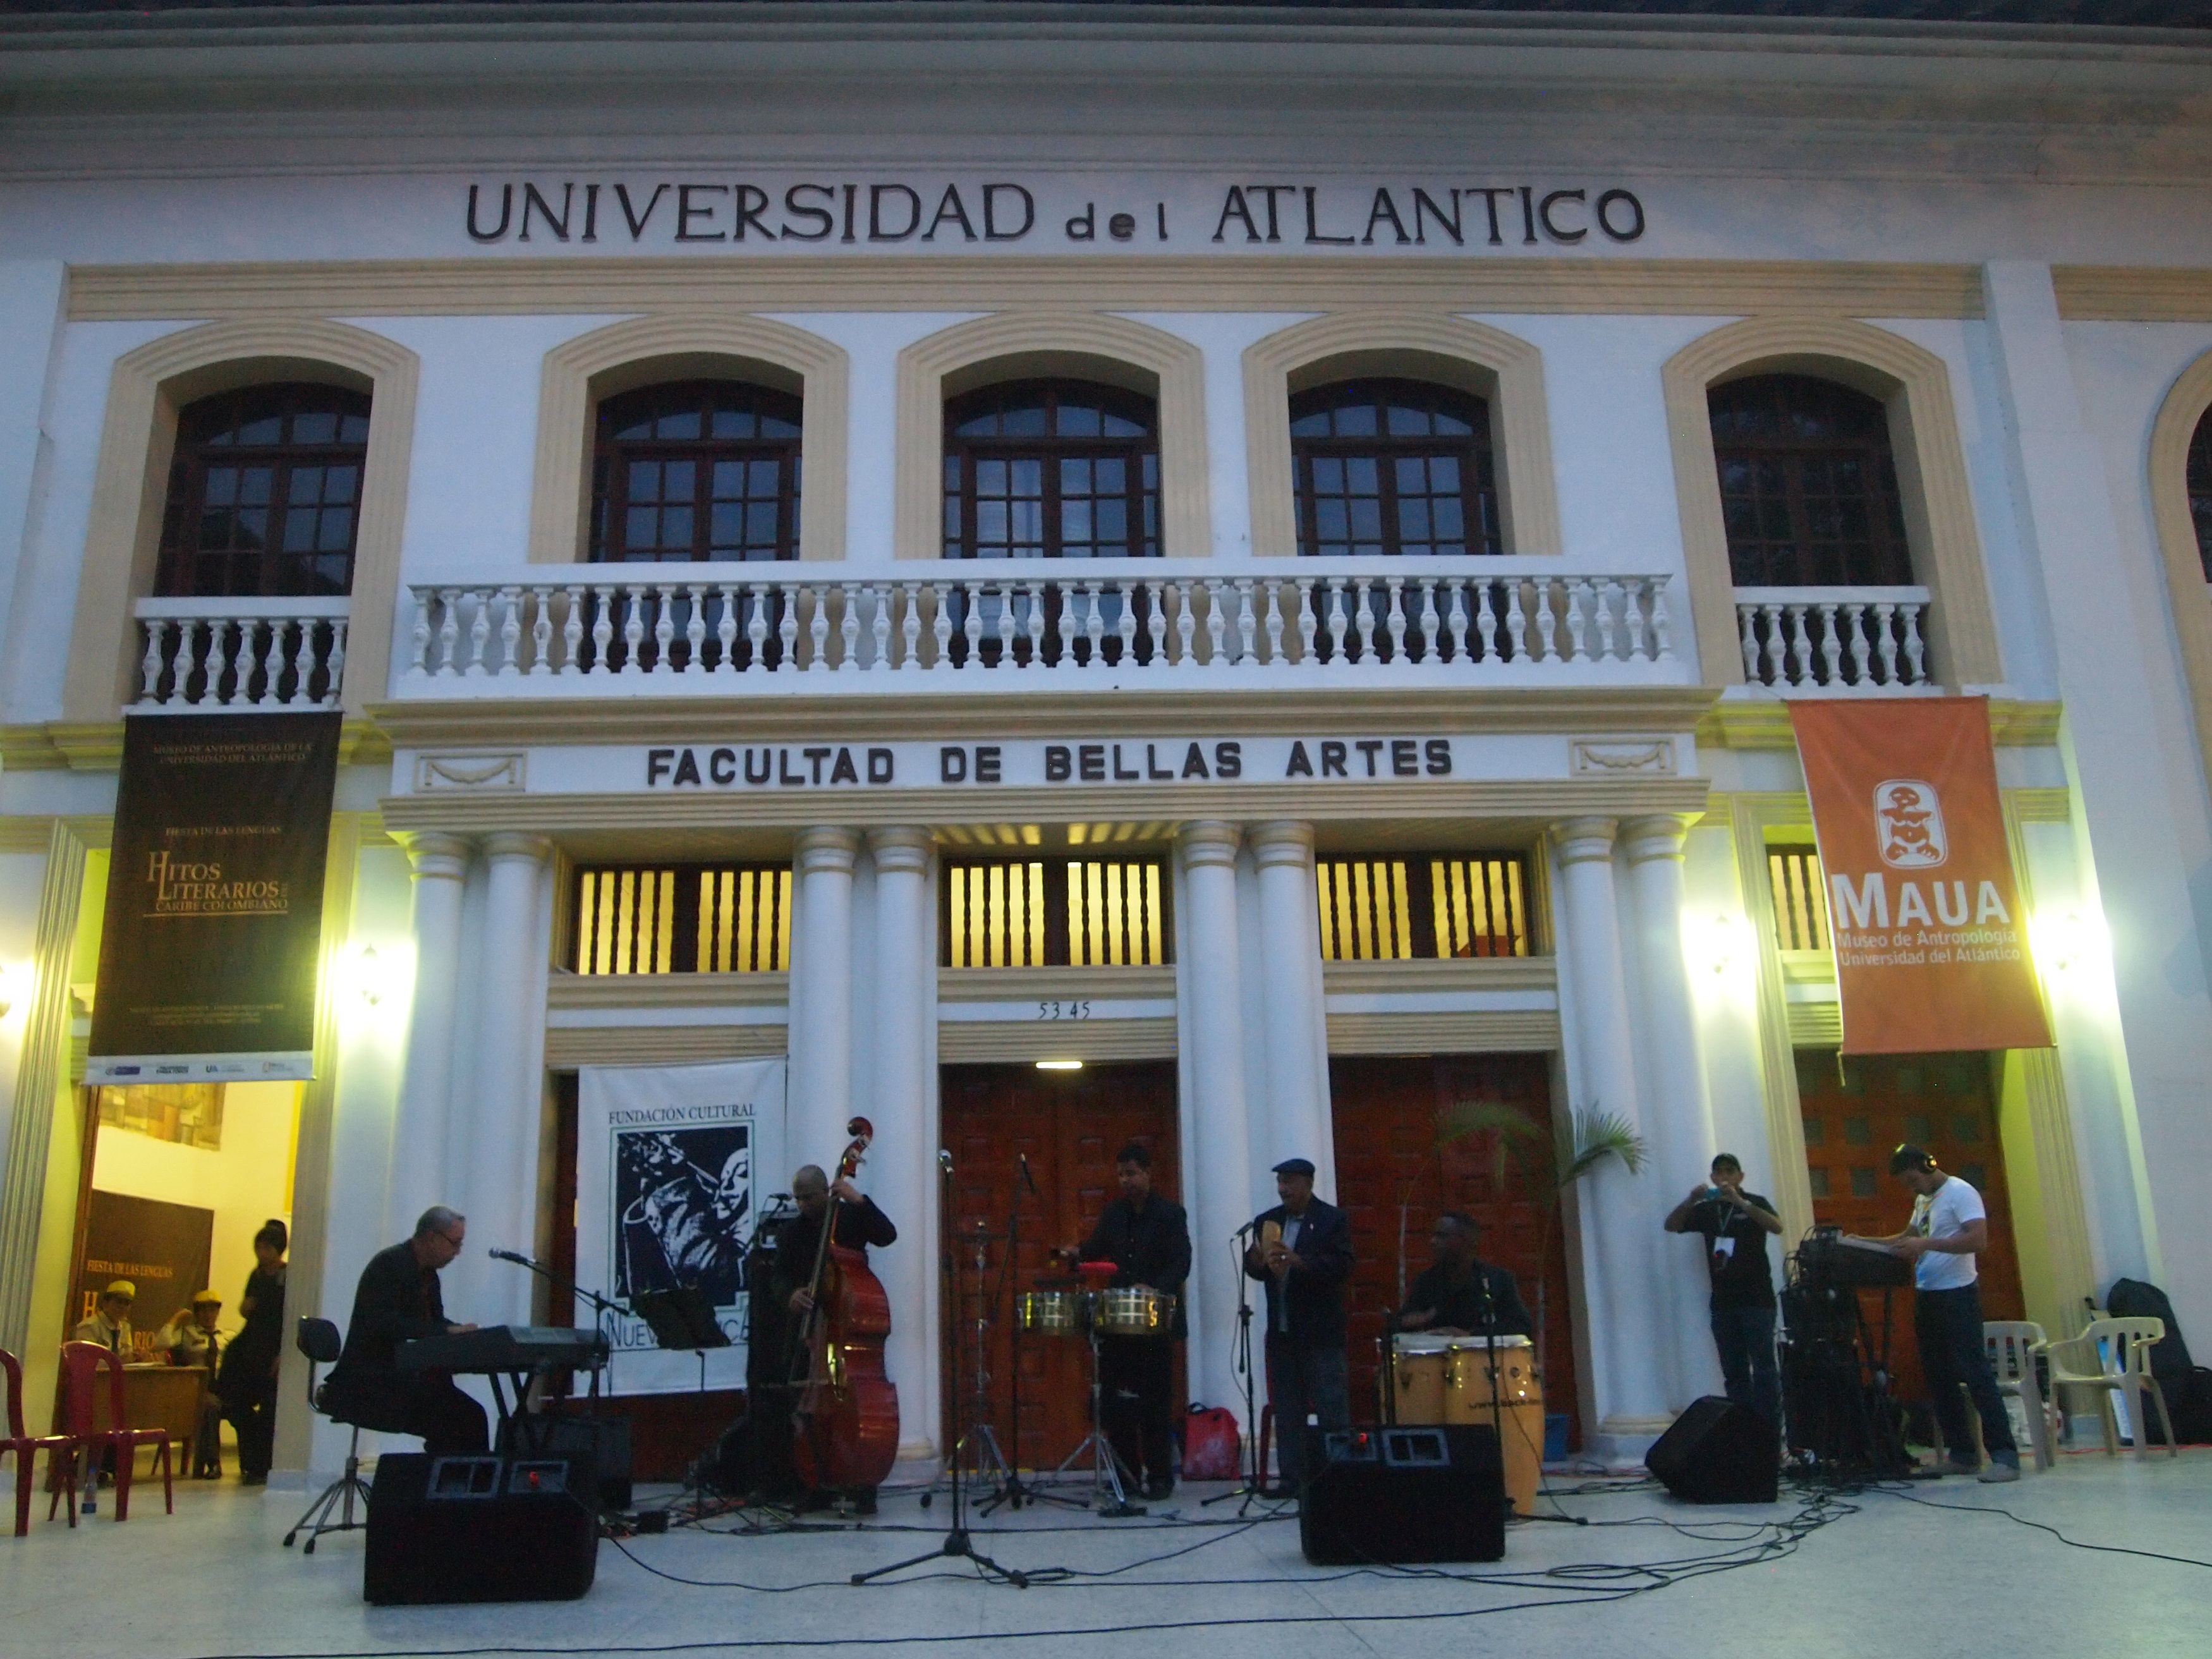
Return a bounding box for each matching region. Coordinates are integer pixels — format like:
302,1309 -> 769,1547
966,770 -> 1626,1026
1982,1322 -> 2052,1471
2045,1317 -> 2177,1459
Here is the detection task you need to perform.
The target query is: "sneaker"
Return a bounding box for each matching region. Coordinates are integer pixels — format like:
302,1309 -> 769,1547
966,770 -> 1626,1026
1978,1455 -> 2021,1484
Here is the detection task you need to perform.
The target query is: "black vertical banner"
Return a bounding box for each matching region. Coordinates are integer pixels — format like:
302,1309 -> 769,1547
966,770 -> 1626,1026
87,712 -> 343,1082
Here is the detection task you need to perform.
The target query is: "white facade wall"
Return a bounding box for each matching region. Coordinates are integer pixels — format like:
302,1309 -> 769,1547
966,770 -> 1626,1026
1,9 -> 2209,1469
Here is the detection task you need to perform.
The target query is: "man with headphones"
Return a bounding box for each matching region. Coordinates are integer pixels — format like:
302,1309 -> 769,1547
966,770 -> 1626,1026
1880,1143 -> 2020,1482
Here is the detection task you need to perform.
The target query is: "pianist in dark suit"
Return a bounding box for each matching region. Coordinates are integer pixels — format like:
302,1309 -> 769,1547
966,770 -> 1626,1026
322,1205 -> 490,1455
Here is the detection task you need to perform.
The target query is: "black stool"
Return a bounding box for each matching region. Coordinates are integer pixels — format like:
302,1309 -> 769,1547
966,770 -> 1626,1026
283,1316 -> 373,1555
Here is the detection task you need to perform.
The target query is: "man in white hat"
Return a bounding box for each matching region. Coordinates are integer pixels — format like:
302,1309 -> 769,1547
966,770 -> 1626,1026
73,1280 -> 137,1354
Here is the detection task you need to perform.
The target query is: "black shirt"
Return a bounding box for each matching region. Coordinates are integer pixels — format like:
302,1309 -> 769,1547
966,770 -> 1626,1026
1400,1261 -> 1533,1338
767,1197 -> 898,1316
1687,1193 -> 1779,1308
1081,1191 -> 1193,1339
328,1239 -> 451,1385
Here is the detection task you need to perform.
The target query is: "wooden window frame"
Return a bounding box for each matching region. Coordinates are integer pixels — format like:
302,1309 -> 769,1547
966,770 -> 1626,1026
941,379 -> 1161,561
1290,377 -> 1501,558
940,855 -> 1173,968
1708,373 -> 1914,590
569,861 -> 792,975
590,379 -> 803,564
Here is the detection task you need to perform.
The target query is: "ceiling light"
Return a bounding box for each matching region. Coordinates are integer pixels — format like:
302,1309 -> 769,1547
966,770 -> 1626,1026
1035,1058 -> 1083,1071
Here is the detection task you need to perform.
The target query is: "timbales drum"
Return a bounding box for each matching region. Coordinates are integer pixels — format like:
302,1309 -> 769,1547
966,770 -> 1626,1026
1095,1287 -> 1176,1336
1018,1289 -> 1083,1338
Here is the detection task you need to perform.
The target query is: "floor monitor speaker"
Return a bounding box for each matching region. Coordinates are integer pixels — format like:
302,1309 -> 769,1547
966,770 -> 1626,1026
1646,1395 -> 1780,1504
1298,1424 -> 1506,1564
365,1454 -> 599,1605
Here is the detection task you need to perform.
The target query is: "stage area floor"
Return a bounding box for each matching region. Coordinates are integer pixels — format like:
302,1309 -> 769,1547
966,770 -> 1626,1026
4,1452 -> 2209,1658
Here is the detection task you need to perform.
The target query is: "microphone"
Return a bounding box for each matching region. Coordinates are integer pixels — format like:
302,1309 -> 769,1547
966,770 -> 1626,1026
1233,1219 -> 1256,1239
489,1248 -> 532,1266
1018,1153 -> 1038,1197
939,1149 -> 955,1176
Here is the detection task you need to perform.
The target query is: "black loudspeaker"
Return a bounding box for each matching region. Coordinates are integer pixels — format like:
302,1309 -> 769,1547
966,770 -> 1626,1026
365,1454 -> 599,1605
1646,1395 -> 1780,1504
499,1414 -> 633,1513
1298,1424 -> 1505,1564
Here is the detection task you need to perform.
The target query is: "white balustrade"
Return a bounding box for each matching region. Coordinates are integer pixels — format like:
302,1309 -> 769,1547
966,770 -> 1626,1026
400,559 -> 1677,691
133,596 -> 353,710
1733,585 -> 1933,694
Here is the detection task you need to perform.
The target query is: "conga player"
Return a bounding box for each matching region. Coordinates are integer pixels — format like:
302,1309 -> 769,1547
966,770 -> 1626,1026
1075,1141 -> 1191,1500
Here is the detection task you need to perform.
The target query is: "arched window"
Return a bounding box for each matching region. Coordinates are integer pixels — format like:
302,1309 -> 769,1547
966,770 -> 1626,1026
592,380 -> 803,562
943,379 -> 1159,559
1708,374 -> 1912,588
2189,406 -> 2212,581
1290,379 -> 1500,557
156,383 -> 371,597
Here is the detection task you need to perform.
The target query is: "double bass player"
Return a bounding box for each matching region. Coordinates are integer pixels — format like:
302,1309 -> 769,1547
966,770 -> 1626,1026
769,1155 -> 898,1513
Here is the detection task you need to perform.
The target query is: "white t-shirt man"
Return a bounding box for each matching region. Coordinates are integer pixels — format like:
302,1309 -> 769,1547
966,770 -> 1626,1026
1906,1176 -> 1985,1292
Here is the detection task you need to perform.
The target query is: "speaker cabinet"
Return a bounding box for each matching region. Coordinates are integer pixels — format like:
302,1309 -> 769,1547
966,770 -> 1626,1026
1646,1395 -> 1780,1504
1298,1424 -> 1506,1565
365,1454 -> 600,1605
499,1414 -> 633,1513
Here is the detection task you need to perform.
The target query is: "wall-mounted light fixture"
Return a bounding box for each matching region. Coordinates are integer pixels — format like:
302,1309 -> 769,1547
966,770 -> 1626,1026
1035,1058 -> 1083,1072
0,961 -> 27,1019
1692,913 -> 1752,978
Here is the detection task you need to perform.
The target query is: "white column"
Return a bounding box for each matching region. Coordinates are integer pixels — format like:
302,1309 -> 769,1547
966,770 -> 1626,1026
1623,815 -> 1723,1406
1177,822 -> 1255,1423
1251,820 -> 1332,1191
389,832 -> 473,1243
788,827 -> 859,1158
1552,817 -> 1671,1451
464,832 -> 552,1325
1984,260 -> 2201,1335
868,827 -> 938,1457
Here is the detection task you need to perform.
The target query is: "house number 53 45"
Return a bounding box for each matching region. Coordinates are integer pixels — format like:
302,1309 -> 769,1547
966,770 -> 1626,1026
1036,1000 -> 1093,1021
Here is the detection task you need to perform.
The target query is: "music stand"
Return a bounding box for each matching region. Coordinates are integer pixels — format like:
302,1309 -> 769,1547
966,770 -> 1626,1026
631,1287 -> 731,1392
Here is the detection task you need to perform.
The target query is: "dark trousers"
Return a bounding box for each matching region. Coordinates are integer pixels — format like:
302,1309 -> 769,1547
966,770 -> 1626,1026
329,1373 -> 490,1457
1265,1337 -> 1349,1494
1100,1335 -> 1176,1487
1710,1302 -> 1781,1426
1914,1283 -> 2015,1462
223,1375 -> 277,1478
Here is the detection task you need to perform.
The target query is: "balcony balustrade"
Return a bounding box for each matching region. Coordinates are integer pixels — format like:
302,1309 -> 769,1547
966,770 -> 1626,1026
398,559 -> 1679,695
132,596 -> 351,710
1734,586 -> 1935,695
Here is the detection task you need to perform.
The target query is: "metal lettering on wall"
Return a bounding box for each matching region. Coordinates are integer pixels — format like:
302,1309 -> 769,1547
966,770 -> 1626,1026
463,178 -> 1646,250
633,737 -> 1462,790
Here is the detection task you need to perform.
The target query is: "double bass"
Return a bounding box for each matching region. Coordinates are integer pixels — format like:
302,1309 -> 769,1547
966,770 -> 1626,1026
789,1116 -> 901,1492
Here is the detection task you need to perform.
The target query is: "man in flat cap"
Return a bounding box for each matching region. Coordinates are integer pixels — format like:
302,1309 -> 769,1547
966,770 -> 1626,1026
73,1280 -> 137,1354
1244,1157 -> 1354,1499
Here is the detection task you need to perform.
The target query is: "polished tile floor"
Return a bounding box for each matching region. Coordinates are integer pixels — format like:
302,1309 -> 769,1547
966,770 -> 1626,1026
4,1452 -> 2209,1657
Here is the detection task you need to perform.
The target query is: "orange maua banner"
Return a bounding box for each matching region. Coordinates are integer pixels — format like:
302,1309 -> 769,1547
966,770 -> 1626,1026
1789,697 -> 2051,1055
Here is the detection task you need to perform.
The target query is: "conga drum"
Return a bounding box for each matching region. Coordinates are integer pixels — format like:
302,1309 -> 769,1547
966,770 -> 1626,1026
1443,1335 -> 1545,1517
1389,1332 -> 1454,1424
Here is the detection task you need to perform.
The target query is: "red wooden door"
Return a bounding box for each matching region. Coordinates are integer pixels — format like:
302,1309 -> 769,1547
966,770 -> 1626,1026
1794,1048 -> 2024,1412
940,1061 -> 1181,1470
1328,1054 -> 1579,1450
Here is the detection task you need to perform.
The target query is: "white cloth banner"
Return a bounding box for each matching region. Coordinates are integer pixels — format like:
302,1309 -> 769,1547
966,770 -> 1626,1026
577,1058 -> 787,1396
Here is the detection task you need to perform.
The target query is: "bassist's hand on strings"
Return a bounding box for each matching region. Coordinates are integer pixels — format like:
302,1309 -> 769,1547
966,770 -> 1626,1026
788,1287 -> 814,1315
829,1176 -> 864,1207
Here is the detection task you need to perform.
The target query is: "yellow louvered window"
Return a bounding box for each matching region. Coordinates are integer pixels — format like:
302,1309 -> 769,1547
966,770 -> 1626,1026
1768,845 -> 1829,952
942,857 -> 1170,968
1316,854 -> 1530,961
571,864 -> 791,974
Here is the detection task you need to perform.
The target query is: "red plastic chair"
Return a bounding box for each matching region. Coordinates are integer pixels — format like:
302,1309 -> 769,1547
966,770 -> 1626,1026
52,1341 -> 173,1522
3,1347 -> 77,1536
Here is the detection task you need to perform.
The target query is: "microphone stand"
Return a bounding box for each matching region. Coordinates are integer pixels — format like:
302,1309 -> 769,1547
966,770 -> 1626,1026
980,1154 -> 1035,1514
853,1153 -> 1027,1588
1203,1223 -> 1267,1514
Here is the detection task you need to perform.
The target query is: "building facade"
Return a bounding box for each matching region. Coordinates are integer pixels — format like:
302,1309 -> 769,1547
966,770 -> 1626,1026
1,3 -> 2209,1477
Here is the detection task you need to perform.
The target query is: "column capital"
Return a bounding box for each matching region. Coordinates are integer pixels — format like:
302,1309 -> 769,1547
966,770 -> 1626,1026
866,826 -> 933,876
1620,815 -> 1694,866
1552,816 -> 1619,868
1177,820 -> 1242,870
794,826 -> 860,875
484,831 -> 553,866
1248,820 -> 1315,870
398,830 -> 473,880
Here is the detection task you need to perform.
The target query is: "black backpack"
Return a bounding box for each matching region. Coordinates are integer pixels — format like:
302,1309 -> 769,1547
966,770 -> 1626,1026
2104,1277 -> 2212,1445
